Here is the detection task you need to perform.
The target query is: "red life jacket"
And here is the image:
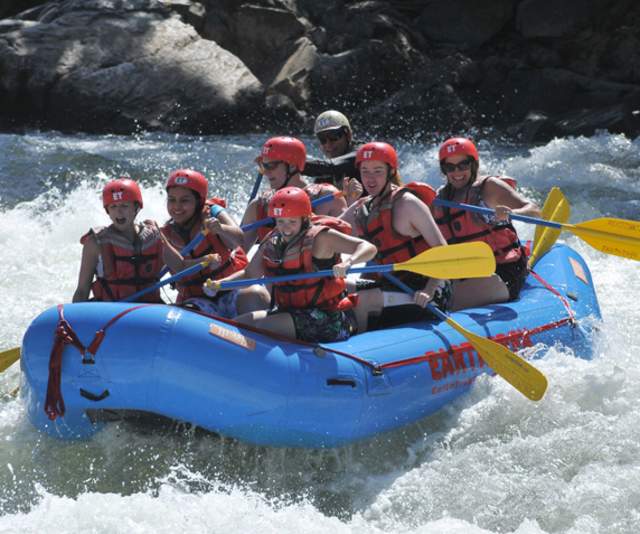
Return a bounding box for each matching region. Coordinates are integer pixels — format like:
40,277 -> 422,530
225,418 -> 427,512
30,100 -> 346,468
432,176 -> 523,264
254,183 -> 340,241
83,222 -> 163,302
354,183 -> 434,266
161,199 -> 249,303
262,223 -> 349,311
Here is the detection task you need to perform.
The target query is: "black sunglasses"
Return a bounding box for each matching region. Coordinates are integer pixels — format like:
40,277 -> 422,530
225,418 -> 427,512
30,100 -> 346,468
441,158 -> 474,173
260,160 -> 284,171
317,129 -> 345,144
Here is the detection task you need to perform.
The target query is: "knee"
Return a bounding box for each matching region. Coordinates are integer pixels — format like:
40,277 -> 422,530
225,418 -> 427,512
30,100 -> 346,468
237,285 -> 271,313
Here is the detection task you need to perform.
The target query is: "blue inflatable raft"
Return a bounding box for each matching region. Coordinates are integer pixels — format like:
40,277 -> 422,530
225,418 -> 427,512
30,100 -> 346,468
20,244 -> 601,448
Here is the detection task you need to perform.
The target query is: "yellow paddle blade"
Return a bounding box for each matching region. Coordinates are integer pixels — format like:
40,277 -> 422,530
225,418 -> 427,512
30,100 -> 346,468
394,242 -> 496,280
529,187 -> 570,269
0,347 -> 20,373
445,318 -> 548,401
568,217 -> 640,261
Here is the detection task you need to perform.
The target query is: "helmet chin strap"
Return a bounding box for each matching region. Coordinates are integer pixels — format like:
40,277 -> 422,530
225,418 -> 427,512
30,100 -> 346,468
371,172 -> 393,203
281,165 -> 297,188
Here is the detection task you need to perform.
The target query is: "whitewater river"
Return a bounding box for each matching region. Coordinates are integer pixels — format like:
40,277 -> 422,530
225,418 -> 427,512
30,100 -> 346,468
1,131 -> 639,533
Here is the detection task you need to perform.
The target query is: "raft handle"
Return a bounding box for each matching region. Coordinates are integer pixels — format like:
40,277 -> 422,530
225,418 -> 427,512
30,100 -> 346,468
80,388 -> 110,402
326,378 -> 357,388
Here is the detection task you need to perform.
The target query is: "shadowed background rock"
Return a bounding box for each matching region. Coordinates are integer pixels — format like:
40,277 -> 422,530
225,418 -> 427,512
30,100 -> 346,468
1,0 -> 640,142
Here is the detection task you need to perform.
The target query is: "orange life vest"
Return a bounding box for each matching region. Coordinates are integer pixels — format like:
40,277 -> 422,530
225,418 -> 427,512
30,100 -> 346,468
432,176 -> 523,264
254,183 -> 340,241
354,183 -> 434,266
161,199 -> 249,303
83,222 -> 163,302
262,224 -> 349,311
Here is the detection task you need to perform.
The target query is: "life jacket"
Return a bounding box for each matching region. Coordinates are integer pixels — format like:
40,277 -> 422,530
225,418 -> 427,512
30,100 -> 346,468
261,223 -> 351,311
161,198 -> 249,303
353,182 -> 434,267
432,176 -> 523,264
83,222 -> 163,302
254,183 -> 340,241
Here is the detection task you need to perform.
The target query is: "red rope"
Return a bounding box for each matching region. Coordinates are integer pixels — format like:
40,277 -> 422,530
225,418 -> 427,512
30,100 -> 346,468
44,304 -> 158,421
529,270 -> 576,324
44,305 -> 86,420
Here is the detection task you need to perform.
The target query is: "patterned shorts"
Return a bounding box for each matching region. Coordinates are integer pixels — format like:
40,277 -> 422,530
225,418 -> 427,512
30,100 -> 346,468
183,290 -> 239,319
277,308 -> 357,343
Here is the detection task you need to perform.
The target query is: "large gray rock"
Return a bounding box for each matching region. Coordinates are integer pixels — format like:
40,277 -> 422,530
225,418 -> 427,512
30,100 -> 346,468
2,0 -> 640,142
203,3 -> 307,85
0,0 -> 263,133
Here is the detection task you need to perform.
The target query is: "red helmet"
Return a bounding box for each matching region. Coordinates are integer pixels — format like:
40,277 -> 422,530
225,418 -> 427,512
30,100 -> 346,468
102,178 -> 143,209
260,137 -> 306,172
166,169 -> 208,201
355,142 -> 398,171
438,137 -> 479,162
268,186 -> 312,218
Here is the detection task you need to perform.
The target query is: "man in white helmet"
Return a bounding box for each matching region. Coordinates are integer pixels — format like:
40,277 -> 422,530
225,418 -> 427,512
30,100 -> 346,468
304,110 -> 364,204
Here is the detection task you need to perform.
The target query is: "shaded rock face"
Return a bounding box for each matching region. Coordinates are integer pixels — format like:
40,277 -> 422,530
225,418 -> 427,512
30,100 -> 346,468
0,0 -> 263,133
1,0 -> 640,142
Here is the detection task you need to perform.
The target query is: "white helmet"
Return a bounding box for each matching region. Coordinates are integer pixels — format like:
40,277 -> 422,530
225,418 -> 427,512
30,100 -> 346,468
314,110 -> 352,135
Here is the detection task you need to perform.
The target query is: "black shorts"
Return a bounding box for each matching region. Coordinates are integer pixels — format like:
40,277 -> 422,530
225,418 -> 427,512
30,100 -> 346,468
496,253 -> 528,300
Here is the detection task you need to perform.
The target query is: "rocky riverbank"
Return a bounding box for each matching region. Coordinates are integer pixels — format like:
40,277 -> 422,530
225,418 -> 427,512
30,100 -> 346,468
1,0 -> 639,142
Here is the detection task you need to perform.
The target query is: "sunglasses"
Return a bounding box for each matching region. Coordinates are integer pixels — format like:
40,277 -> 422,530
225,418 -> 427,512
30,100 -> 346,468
441,158 -> 474,173
260,160 -> 284,171
317,129 -> 345,144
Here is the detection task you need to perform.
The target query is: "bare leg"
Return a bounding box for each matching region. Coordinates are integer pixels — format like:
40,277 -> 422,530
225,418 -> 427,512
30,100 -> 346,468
353,288 -> 383,333
234,310 -> 296,338
235,284 -> 271,315
449,275 -> 510,311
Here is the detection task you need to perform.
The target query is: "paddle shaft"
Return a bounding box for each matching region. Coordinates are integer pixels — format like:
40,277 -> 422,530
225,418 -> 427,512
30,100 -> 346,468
125,261 -> 209,302
217,263 -> 398,290
247,172 -> 263,206
433,198 -> 562,230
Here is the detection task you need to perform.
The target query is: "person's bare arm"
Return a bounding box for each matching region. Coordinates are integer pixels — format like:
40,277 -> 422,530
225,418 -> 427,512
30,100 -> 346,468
72,235 -> 99,302
205,209 -> 244,250
313,229 -> 377,278
483,177 -> 542,221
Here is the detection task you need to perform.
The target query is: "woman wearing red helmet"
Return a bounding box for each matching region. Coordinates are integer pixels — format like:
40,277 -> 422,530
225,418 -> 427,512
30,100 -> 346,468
206,187 -> 376,342
341,142 -> 451,331
433,137 -> 541,308
161,169 -> 269,317
240,136 -> 347,250
72,178 -> 186,303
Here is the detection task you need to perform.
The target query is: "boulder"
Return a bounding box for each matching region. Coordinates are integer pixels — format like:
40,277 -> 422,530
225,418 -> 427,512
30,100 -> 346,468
0,0 -> 263,133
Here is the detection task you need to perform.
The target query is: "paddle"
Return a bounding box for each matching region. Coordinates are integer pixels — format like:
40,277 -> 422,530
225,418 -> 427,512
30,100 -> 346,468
124,257 -> 215,303
528,187 -> 570,269
206,242 -> 496,291
0,347 -> 20,373
247,172 -> 263,207
433,197 -> 640,261
380,272 -> 547,401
